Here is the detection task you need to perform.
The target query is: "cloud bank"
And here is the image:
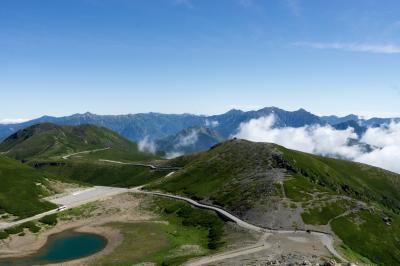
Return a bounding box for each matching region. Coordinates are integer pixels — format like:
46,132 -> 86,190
234,115 -> 400,173
356,123 -> 400,172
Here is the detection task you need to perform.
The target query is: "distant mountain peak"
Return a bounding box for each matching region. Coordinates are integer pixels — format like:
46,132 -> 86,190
343,114 -> 359,120
296,108 -> 308,112
226,108 -> 244,114
81,111 -> 96,117
69,112 -> 96,118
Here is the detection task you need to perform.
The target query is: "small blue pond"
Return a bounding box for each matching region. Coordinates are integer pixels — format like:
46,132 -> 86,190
0,231 -> 107,266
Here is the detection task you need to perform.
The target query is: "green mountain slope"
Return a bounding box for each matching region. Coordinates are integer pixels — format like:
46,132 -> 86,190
0,155 -> 56,218
39,160 -> 165,187
278,145 -> 400,212
0,123 -> 155,162
0,123 -> 162,187
149,139 -> 400,265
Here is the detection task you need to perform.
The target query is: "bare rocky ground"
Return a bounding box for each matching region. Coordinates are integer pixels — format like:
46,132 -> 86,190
208,231 -> 334,266
243,197 -> 307,230
185,227 -> 340,266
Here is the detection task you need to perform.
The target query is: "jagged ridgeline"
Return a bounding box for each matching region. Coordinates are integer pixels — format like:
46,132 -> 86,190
150,139 -> 400,265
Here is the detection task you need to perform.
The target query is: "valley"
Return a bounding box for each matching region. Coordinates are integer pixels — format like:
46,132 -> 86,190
0,123 -> 399,265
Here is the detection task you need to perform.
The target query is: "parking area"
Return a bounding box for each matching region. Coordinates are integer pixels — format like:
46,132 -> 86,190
47,186 -> 129,207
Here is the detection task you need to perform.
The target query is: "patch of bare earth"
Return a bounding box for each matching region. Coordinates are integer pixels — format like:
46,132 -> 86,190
194,231 -> 332,266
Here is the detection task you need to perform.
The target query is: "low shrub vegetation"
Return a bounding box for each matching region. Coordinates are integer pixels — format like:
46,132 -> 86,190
158,199 -> 224,250
21,221 -> 41,233
301,200 -> 348,225
0,231 -> 9,240
331,210 -> 400,265
5,226 -> 23,235
39,214 -> 58,226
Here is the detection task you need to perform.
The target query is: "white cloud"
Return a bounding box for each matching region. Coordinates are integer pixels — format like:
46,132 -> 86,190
138,136 -> 156,154
294,42 -> 400,54
361,123 -> 400,147
175,130 -> 198,148
355,146 -> 400,173
205,119 -> 219,128
0,118 -> 29,124
165,151 -> 184,159
234,115 -> 400,173
234,115 -> 362,159
161,129 -> 200,159
355,123 -> 400,173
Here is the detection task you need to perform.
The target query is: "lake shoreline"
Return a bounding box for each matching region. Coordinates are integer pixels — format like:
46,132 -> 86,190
0,193 -> 153,265
0,224 -> 123,265
45,226 -> 123,266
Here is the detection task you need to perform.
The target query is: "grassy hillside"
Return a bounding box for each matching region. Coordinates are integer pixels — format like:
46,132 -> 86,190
0,123 -> 156,162
148,139 -> 400,265
0,155 -> 56,218
277,146 -> 400,213
37,160 -> 165,187
149,140 -> 284,216
0,123 -> 164,187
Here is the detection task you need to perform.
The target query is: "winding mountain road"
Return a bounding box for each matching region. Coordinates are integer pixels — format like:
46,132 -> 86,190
1,150 -> 347,263
99,159 -> 181,171
185,232 -> 271,266
131,187 -> 347,263
62,147 -> 111,159
0,185 -> 346,263
131,187 -> 264,232
98,159 -> 157,169
99,158 -> 348,263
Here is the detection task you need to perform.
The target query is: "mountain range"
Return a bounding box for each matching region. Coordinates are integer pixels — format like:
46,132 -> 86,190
1,121 -> 400,264
1,107 -> 399,156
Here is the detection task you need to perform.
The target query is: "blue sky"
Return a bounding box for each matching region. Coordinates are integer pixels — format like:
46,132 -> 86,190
1,0 -> 400,121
